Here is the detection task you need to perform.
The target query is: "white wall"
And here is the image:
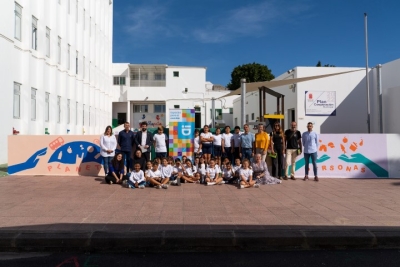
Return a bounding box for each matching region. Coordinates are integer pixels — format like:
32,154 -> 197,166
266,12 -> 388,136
296,67 -> 367,134
0,0 -> 114,164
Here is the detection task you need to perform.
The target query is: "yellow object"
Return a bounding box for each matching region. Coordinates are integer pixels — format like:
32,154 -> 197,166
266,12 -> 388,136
263,114 -> 285,119
255,132 -> 270,150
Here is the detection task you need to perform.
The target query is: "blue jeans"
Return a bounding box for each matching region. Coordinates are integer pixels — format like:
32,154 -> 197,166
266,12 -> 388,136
102,156 -> 113,175
241,148 -> 253,162
128,180 -> 146,188
121,151 -> 132,172
304,152 -> 318,176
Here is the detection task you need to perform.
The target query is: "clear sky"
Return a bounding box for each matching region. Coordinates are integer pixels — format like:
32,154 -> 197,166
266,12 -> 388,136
112,0 -> 400,87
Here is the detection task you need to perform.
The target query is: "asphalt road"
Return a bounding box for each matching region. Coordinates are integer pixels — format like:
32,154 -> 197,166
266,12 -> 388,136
0,250 -> 400,267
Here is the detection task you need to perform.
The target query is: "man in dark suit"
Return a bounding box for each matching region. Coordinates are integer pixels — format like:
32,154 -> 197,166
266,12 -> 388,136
135,121 -> 153,162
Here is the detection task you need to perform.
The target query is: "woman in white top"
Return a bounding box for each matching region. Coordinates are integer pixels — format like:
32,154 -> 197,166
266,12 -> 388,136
153,126 -> 168,159
239,159 -> 259,189
200,125 -> 213,164
100,126 -> 117,176
213,128 -> 222,166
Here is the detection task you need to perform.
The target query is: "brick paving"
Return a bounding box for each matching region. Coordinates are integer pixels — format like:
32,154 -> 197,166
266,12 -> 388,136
1,176 -> 400,233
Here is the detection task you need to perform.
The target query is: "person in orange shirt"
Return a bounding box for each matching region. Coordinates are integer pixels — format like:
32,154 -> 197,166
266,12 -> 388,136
254,124 -> 270,161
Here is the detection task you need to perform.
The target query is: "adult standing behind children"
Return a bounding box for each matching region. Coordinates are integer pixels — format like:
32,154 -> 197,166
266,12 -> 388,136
100,126 -> 117,176
117,122 -> 135,172
284,121 -> 302,180
254,124 -> 269,162
135,121 -> 153,162
302,122 -> 319,181
239,124 -> 255,162
153,126 -> 168,159
270,122 -> 285,180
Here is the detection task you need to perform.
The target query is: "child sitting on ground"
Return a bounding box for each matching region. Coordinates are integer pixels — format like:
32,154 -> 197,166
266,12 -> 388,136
148,162 -> 169,189
181,159 -> 200,183
127,163 -> 146,189
239,159 -> 259,189
205,158 -> 223,185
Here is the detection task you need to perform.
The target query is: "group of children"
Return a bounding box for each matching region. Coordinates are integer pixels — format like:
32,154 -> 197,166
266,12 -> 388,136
105,152 -> 260,189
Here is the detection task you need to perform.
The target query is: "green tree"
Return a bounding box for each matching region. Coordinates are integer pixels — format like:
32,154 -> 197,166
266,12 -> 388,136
226,62 -> 274,90
316,60 -> 335,67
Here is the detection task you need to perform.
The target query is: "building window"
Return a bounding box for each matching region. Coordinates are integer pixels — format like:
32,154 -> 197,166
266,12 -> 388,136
154,73 -> 166,80
133,105 -> 148,113
210,109 -> 222,119
76,51 -> 78,75
46,27 -> 50,57
32,16 -> 38,50
57,96 -> 61,123
67,99 -> 70,124
113,76 -> 126,85
67,44 -> 70,70
174,105 -> 180,108
154,104 -> 166,113
140,73 -> 148,80
31,88 -> 36,121
173,71 -> 179,77
76,101 -> 78,125
58,36 -> 61,64
13,82 -> 21,119
131,73 -> 139,80
45,92 -> 50,122
15,2 -> 22,41
229,108 -> 233,114
251,113 -> 254,120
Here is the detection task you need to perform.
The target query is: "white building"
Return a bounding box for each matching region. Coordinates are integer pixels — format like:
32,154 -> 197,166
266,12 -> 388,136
232,62 -> 400,134
111,64 -> 235,130
0,0 -> 114,164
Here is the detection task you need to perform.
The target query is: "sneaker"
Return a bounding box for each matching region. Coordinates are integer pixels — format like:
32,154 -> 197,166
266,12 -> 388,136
139,185 -> 145,189
219,181 -> 225,185
128,184 -> 134,189
314,176 -> 319,182
162,184 -> 169,189
156,185 -> 162,189
207,182 -> 216,186
303,175 -> 309,181
283,176 -> 288,180
254,184 -> 260,188
109,181 -> 113,185
240,185 -> 245,189
171,180 -> 178,185
278,180 -> 282,184
290,176 -> 296,180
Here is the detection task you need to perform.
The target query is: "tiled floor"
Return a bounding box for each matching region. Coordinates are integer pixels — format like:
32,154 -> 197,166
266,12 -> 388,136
0,175 -> 400,231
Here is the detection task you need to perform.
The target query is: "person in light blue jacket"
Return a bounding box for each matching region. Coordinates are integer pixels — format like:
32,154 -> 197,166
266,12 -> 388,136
302,122 -> 319,181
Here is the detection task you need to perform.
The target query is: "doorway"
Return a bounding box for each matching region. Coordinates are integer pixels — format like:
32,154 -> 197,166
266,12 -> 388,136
117,113 -> 126,125
195,107 -> 201,128
287,109 -> 295,128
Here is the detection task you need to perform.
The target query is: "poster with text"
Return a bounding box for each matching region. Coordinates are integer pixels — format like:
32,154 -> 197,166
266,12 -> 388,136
305,91 -> 336,116
168,109 -> 195,159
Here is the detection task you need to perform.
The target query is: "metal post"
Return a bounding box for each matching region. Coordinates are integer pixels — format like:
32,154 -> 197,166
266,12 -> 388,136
211,97 -> 215,128
364,13 -> 371,133
241,79 -> 246,126
281,95 -> 285,128
263,88 -> 266,123
377,64 -> 383,133
259,88 -> 262,123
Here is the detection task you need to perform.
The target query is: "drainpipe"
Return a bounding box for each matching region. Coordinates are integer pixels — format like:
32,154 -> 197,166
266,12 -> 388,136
376,64 -> 383,133
241,79 -> 246,126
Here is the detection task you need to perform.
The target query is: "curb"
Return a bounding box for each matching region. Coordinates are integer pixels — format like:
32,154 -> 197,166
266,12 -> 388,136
1,229 -> 400,252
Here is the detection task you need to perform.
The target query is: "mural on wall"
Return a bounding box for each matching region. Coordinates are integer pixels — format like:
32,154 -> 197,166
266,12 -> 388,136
132,113 -> 165,128
293,134 -> 388,178
305,91 -> 336,116
8,136 -> 104,176
168,109 -> 195,159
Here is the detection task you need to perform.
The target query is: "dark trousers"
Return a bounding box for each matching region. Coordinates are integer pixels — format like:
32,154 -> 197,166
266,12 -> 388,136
233,147 -> 241,161
304,152 -> 318,176
155,152 -> 167,159
142,151 -> 151,162
272,147 -> 284,177
121,151 -> 132,172
222,147 -> 233,164
105,174 -> 128,184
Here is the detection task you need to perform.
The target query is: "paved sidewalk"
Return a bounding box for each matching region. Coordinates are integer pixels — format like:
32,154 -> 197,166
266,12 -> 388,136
0,176 -> 400,251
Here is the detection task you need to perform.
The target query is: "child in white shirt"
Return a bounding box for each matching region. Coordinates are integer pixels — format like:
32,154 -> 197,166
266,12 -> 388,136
181,159 -> 200,183
222,162 -> 236,184
205,159 -> 223,185
171,158 -> 183,186
128,163 -> 146,189
148,162 -> 169,189
239,159 -> 259,189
